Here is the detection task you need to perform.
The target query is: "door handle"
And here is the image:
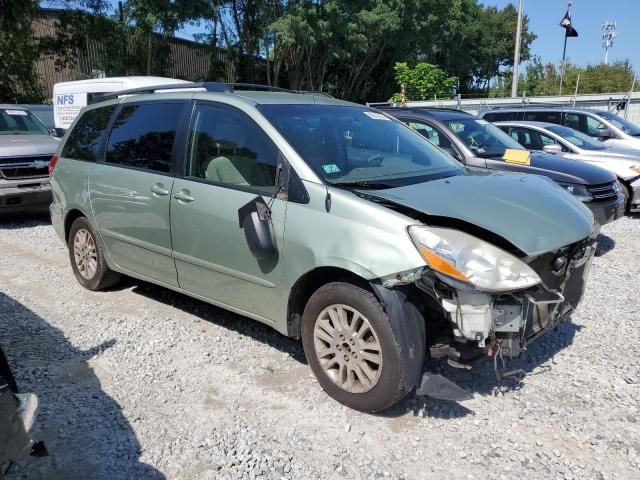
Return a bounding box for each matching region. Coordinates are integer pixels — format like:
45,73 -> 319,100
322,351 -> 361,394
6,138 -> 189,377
173,190 -> 195,203
150,183 -> 170,196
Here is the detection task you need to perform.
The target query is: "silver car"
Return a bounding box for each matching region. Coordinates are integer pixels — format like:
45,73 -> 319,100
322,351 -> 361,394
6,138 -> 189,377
496,120 -> 640,211
482,107 -> 640,151
0,106 -> 59,213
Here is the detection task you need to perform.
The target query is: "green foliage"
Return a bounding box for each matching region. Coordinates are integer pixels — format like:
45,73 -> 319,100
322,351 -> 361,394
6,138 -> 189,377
392,62 -> 457,101
0,0 -> 43,102
492,59 -> 638,97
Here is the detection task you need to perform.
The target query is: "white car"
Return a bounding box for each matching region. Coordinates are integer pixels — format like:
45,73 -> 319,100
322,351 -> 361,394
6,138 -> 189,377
53,76 -> 192,131
496,120 -> 640,211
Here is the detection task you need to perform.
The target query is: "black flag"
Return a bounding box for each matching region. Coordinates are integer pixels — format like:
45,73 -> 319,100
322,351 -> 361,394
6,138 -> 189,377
560,10 -> 579,37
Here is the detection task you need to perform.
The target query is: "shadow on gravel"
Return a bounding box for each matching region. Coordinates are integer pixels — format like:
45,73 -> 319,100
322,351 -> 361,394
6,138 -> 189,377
386,319 -> 582,420
130,281 -> 307,363
595,233 -> 615,257
0,212 -> 51,229
0,291 -> 165,480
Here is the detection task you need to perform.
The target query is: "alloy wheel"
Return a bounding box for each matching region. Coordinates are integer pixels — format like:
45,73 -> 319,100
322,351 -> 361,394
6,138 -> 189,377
73,228 -> 98,280
313,304 -> 383,393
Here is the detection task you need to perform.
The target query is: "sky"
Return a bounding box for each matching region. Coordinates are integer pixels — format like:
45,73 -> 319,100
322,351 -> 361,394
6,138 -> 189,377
481,0 -> 640,68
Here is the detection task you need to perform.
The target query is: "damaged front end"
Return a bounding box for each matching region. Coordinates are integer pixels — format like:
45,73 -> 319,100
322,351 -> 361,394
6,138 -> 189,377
377,225 -> 597,394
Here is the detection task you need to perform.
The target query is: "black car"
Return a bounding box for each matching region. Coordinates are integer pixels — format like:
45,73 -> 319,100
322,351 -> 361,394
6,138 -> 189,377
378,106 -> 625,226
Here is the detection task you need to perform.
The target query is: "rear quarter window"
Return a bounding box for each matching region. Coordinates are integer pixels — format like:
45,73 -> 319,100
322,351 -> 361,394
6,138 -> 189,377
61,105 -> 117,162
523,111 -> 562,124
482,111 -> 518,122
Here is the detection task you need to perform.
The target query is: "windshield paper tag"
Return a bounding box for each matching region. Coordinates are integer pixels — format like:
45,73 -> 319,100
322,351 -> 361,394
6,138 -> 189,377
5,110 -> 27,116
364,111 -> 390,121
322,164 -> 341,173
503,149 -> 531,166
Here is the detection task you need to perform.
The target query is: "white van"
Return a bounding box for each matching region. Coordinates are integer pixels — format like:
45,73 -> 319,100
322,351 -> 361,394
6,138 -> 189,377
53,76 -> 192,130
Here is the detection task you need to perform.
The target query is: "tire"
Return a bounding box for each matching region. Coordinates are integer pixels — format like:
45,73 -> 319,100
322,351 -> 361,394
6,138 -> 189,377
301,282 -> 410,412
67,217 -> 120,291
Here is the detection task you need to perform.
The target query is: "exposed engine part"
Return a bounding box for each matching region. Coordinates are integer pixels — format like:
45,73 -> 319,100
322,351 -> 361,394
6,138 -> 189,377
491,341 -> 526,386
441,291 -> 493,346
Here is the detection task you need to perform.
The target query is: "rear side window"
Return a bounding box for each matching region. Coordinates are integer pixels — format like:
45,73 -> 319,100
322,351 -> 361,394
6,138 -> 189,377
105,102 -> 183,173
523,111 -> 562,124
482,111 -> 519,122
61,105 -> 116,162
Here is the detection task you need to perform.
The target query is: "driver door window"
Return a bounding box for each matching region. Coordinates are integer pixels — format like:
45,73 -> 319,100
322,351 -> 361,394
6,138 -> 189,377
186,105 -> 277,193
405,119 -> 461,160
586,116 -> 607,138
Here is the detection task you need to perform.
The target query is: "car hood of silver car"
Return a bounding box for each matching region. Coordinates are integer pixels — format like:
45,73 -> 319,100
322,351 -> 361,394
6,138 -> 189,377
364,171 -> 595,257
0,134 -> 60,157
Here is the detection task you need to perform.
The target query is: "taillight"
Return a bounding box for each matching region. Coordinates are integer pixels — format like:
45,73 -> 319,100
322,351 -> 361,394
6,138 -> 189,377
49,155 -> 59,176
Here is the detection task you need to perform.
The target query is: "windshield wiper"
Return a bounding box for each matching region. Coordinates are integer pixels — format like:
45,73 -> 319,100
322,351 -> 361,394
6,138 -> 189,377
332,180 -> 394,189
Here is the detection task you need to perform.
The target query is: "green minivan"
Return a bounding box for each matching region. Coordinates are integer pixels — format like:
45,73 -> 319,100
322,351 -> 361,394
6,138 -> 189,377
50,84 -> 598,412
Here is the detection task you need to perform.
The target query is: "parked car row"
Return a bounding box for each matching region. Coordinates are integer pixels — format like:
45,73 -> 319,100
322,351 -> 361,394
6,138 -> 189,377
43,81 -> 633,412
375,106 -> 626,225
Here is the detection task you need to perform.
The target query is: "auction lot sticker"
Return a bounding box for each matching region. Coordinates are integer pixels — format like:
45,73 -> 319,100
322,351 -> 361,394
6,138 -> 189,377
54,92 -> 88,129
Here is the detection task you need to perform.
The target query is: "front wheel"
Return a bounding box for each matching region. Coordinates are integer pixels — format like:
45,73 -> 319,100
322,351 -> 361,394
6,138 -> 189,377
301,282 -> 412,412
68,217 -> 120,291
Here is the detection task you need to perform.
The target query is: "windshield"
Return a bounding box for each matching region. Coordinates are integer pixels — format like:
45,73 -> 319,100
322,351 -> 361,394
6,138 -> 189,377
445,118 -> 524,158
596,111 -> 640,136
259,105 -> 463,188
0,108 -> 50,135
546,124 -> 607,151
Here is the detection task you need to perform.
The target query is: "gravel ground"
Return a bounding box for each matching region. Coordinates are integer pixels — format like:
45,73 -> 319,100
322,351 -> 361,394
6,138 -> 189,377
1,213 -> 639,480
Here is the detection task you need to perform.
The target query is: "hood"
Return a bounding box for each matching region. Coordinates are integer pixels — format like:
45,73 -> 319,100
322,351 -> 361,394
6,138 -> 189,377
582,146 -> 640,161
604,137 -> 640,151
363,172 -> 594,257
495,151 -> 616,185
0,135 -> 60,157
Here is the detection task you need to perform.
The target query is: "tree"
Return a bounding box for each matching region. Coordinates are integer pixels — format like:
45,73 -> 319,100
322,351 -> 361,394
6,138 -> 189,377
392,62 -> 457,101
0,0 -> 43,102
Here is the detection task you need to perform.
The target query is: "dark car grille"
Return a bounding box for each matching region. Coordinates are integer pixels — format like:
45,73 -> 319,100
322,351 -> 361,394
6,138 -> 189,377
0,155 -> 50,180
587,182 -> 618,201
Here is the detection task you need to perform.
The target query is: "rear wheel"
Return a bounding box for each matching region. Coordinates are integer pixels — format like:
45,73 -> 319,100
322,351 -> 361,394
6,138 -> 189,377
68,217 -> 120,291
301,282 -> 411,412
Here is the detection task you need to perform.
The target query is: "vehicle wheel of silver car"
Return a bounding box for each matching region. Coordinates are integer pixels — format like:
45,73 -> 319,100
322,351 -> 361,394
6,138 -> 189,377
67,217 -> 121,291
313,304 -> 383,393
302,282 -> 412,412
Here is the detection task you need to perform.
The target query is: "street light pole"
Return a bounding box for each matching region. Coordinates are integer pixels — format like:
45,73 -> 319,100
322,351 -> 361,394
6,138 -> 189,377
511,0 -> 524,98
559,0 -> 573,96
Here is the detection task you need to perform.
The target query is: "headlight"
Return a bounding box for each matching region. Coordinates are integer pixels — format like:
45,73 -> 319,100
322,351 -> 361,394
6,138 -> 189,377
408,226 -> 541,292
558,183 -> 593,202
613,181 -> 623,194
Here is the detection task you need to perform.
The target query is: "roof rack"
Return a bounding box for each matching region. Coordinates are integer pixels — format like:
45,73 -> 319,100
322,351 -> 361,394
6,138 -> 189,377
92,81 -> 330,104
368,103 -> 468,114
230,83 -> 297,93
486,102 -> 574,110
93,82 -> 232,103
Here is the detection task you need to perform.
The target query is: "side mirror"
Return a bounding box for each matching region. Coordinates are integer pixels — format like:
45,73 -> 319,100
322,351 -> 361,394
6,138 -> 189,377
597,126 -> 613,139
542,144 -> 563,154
51,128 -> 65,138
238,197 -> 277,260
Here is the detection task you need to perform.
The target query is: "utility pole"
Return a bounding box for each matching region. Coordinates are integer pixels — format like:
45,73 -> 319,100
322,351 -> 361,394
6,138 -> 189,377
511,0 -> 524,98
601,21 -> 616,65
